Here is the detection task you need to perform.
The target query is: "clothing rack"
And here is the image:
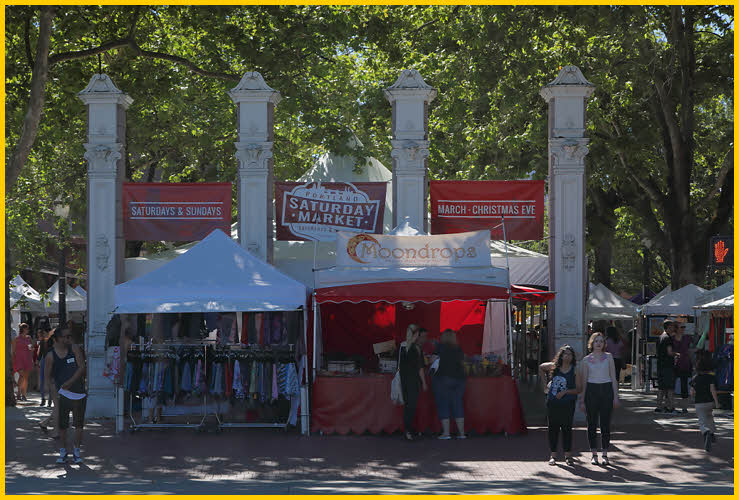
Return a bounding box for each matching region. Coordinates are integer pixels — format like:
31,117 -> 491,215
126,343 -> 208,432
209,343 -> 299,430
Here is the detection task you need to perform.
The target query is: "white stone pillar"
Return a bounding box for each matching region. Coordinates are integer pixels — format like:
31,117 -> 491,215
78,74 -> 132,417
229,72 -> 281,262
540,66 -> 595,359
384,70 -> 437,231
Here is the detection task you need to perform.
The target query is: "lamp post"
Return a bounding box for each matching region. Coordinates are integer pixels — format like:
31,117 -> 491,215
53,200 -> 70,329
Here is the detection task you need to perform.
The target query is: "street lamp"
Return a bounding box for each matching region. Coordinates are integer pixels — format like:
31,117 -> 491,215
53,200 -> 70,329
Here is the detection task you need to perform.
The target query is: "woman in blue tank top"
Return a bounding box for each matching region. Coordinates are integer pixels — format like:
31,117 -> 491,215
539,345 -> 581,466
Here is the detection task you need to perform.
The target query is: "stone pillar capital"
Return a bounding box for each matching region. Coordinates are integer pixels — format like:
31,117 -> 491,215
235,141 -> 274,174
78,74 -> 134,108
549,138 -> 590,170
540,65 -> 595,101
384,69 -> 437,103
390,140 -> 430,169
84,143 -> 123,176
229,71 -> 282,105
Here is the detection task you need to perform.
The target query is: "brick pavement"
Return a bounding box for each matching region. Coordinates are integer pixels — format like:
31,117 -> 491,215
4,384 -> 734,494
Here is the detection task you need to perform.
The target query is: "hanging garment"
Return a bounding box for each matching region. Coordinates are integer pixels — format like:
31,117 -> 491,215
163,362 -> 173,397
270,314 -> 284,345
272,363 -> 279,402
232,359 -> 242,397
125,362 -> 134,391
225,360 -> 233,398
181,361 -> 192,392
230,317 -> 238,344
286,362 -> 300,397
193,359 -> 202,395
249,361 -> 257,397
205,312 -> 218,332
254,313 -> 263,345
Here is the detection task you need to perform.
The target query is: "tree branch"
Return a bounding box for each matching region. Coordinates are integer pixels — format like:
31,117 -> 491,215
48,38 -> 132,66
697,146 -> 733,208
7,6 -> 56,194
24,12 -> 33,69
129,40 -> 240,81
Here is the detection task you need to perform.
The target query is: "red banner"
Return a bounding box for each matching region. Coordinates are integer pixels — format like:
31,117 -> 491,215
430,180 -> 545,240
123,183 -> 232,241
275,182 -> 387,241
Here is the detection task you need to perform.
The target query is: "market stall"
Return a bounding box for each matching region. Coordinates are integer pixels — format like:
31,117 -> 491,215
113,229 -> 310,433
694,292 -> 733,409
310,227 -> 527,436
636,284 -> 707,390
9,275 -> 48,333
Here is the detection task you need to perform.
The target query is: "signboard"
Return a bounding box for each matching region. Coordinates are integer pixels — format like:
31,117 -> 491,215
710,235 -> 733,268
122,183 -> 232,241
430,180 -> 545,240
336,229 -> 491,267
275,181 -> 386,241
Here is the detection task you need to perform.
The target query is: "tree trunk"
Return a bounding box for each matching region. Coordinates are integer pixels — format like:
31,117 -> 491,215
6,7 -> 55,193
6,226 -> 16,407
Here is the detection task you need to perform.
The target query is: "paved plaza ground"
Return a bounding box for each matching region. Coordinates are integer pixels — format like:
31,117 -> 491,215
4,383 -> 734,494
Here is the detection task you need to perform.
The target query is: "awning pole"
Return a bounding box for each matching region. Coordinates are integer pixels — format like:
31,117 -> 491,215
508,299 -> 514,374
312,293 -> 318,384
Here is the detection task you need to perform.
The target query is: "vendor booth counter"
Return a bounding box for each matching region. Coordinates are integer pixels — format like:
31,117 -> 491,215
311,371 -> 526,436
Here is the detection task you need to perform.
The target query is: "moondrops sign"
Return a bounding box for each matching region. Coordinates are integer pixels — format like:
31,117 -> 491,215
336,230 -> 491,267
430,180 -> 545,240
275,181 -> 386,241
122,183 -> 232,241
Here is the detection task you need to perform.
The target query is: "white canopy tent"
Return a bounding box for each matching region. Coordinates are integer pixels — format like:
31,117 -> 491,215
115,229 -> 307,314
694,294 -> 733,312
694,280 -> 733,308
46,280 -> 88,313
641,284 -> 707,316
75,286 -> 87,298
586,283 -> 638,320
9,275 -> 48,312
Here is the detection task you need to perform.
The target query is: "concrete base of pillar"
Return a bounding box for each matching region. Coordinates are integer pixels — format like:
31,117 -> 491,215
85,388 -> 116,418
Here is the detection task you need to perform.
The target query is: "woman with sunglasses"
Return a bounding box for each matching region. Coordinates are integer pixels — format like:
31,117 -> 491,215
539,345 -> 581,465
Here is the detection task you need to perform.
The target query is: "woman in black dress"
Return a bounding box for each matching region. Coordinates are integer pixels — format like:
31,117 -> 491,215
399,323 -> 427,441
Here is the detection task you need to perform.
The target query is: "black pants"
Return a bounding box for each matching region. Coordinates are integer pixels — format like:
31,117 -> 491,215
675,369 -> 691,399
585,382 -> 614,451
547,401 -> 575,452
403,384 -> 420,433
613,358 -> 624,379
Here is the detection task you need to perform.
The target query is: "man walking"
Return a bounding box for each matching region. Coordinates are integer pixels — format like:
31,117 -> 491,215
43,328 -> 86,464
655,319 -> 678,414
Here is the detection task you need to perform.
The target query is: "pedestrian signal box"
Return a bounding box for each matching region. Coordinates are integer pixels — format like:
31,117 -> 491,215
710,236 -> 733,268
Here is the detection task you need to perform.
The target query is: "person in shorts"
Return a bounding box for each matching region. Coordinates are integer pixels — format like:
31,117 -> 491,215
44,328 -> 86,464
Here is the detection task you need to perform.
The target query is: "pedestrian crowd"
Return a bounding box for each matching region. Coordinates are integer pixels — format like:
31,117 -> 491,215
537,320 -> 722,466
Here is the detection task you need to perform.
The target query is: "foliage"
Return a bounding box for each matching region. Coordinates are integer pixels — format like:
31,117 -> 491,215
4,5 -> 734,294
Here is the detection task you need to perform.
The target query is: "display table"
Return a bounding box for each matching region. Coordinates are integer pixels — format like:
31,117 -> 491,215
311,373 -> 527,435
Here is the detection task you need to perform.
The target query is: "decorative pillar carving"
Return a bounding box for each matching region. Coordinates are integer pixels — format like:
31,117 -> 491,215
384,70 -> 437,231
78,74 -> 132,417
229,72 -> 280,262
540,66 -> 595,358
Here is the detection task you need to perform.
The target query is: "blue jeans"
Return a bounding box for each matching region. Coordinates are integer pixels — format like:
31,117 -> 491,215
434,376 -> 465,419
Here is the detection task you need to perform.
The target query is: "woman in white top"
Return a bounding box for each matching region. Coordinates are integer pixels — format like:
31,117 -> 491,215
580,332 -> 620,466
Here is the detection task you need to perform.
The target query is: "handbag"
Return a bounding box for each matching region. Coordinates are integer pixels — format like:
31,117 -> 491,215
390,346 -> 405,406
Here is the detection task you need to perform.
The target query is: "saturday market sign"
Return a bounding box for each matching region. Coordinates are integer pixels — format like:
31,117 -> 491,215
275,181 -> 386,241
336,229 -> 491,267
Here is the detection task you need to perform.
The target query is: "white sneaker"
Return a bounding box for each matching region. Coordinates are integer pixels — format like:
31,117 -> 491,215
55,448 -> 68,464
